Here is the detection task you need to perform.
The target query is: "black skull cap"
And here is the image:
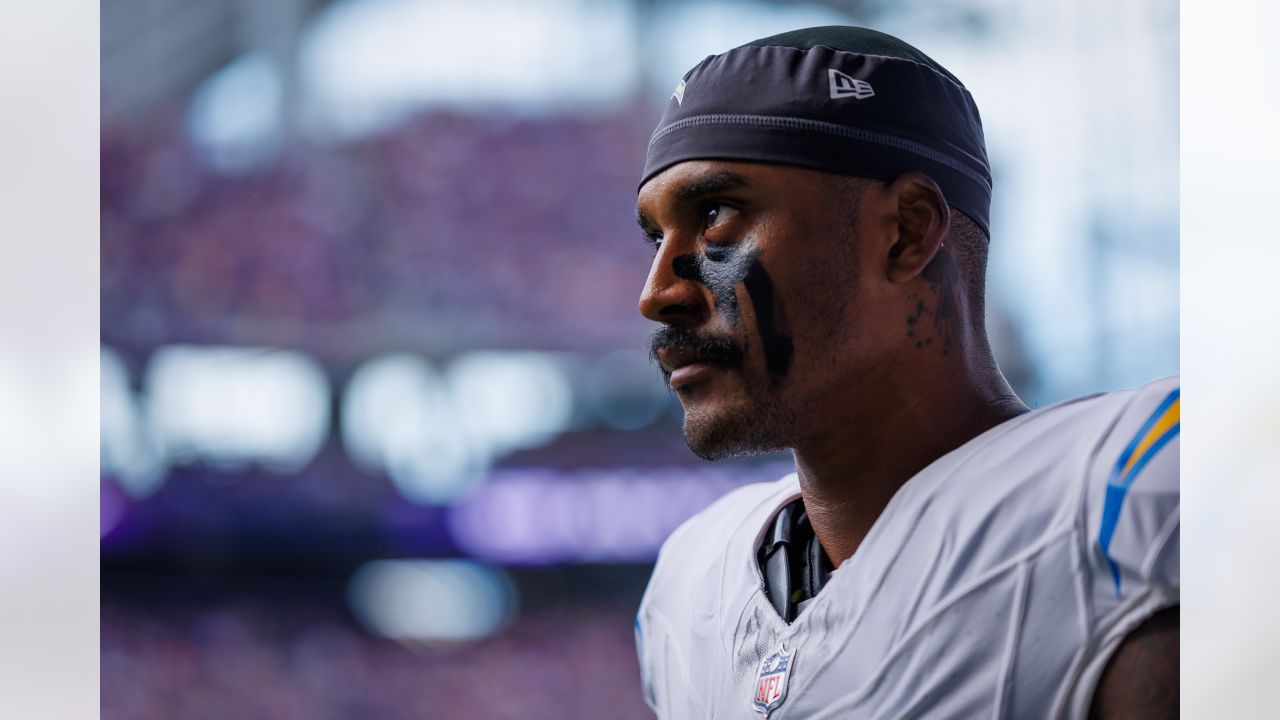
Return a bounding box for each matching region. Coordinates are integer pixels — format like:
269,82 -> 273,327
640,26 -> 992,237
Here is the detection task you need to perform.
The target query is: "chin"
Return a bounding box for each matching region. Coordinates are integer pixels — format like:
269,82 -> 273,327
681,397 -> 790,461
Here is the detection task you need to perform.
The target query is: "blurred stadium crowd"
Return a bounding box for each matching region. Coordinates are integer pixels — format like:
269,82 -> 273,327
102,601 -> 649,719
101,109 -> 775,718
102,112 -> 656,357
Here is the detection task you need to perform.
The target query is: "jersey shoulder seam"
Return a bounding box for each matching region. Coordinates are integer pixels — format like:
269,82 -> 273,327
800,525 -> 1076,705
640,601 -> 709,717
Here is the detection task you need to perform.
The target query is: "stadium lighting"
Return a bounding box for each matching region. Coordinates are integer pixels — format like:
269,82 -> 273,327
342,353 -> 488,505
445,351 -> 574,455
145,345 -> 331,472
100,346 -> 167,498
343,351 -> 574,505
447,465 -> 791,564
186,52 -> 284,171
346,559 -> 517,644
298,0 -> 639,139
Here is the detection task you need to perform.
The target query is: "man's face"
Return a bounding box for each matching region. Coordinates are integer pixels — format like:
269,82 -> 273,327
636,160 -> 880,459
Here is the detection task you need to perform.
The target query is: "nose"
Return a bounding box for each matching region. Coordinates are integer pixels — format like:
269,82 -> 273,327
638,240 -> 711,326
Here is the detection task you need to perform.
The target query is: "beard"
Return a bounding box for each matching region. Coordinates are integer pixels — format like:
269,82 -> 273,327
679,373 -> 798,460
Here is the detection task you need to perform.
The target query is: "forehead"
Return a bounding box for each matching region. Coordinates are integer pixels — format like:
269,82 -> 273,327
636,160 -> 824,215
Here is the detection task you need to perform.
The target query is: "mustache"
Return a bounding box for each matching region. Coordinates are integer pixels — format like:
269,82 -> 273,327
648,326 -> 744,374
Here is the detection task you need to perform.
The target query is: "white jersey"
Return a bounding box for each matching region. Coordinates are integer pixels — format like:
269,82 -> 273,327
635,377 -> 1179,719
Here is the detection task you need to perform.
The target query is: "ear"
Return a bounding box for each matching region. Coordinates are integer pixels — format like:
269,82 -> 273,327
884,172 -> 950,283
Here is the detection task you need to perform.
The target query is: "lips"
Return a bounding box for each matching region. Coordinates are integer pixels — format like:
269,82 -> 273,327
656,346 -> 732,389
656,345 -> 708,375
668,362 -> 718,389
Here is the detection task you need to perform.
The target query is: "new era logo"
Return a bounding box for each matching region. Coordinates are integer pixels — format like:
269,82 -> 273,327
828,68 -> 874,100
672,79 -> 686,104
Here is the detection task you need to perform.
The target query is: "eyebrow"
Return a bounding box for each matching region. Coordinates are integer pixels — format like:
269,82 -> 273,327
636,208 -> 657,234
635,169 -> 751,233
675,169 -> 750,202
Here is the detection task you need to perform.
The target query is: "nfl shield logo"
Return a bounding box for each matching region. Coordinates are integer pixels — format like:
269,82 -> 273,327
752,643 -> 794,716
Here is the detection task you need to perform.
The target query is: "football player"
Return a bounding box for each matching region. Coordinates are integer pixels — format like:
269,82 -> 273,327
634,26 -> 1177,718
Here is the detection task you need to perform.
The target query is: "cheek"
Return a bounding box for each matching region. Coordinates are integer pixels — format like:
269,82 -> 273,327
783,256 -> 864,357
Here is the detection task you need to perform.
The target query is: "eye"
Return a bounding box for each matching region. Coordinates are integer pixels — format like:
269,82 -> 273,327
702,203 -> 739,234
641,231 -> 663,252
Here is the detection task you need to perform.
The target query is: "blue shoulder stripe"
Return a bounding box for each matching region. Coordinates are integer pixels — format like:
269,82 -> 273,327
1098,387 -> 1180,595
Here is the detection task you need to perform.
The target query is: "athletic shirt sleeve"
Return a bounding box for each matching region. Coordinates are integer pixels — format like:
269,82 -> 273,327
633,478 -> 793,718
635,520 -> 683,717
636,524 -> 686,718
1065,376 -> 1179,717
633,490 -> 726,719
634,611 -> 659,715
1083,375 -> 1180,598
635,507 -> 721,719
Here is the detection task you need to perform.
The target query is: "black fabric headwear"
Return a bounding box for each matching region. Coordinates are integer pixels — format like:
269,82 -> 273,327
640,26 -> 993,237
